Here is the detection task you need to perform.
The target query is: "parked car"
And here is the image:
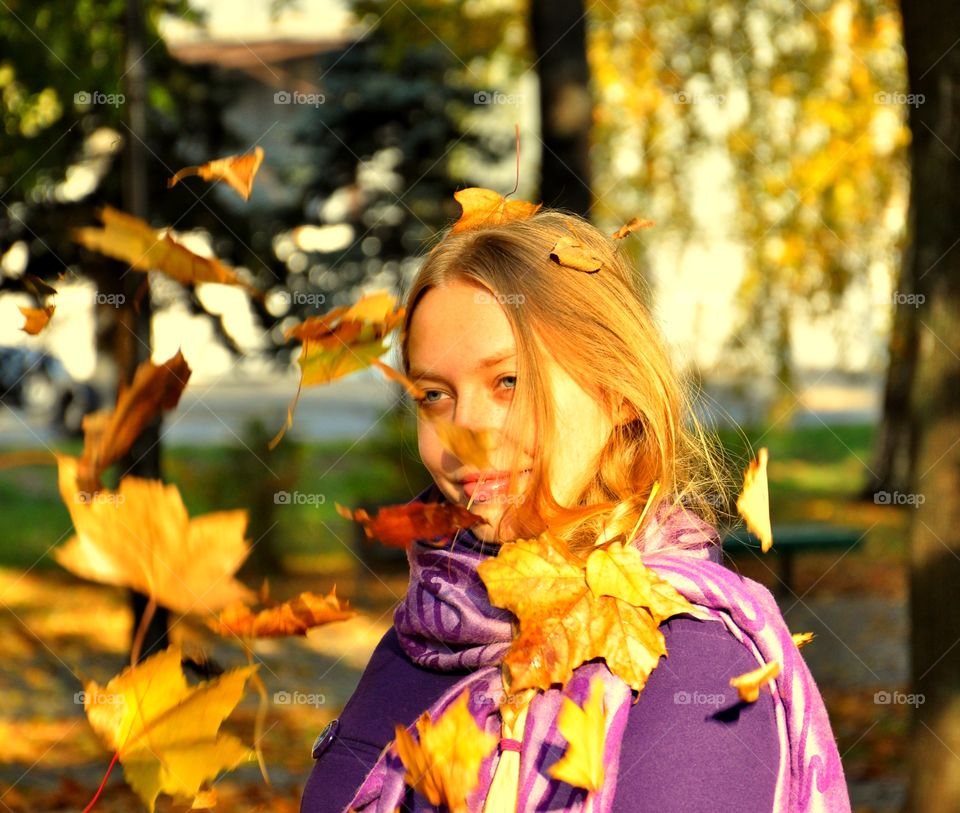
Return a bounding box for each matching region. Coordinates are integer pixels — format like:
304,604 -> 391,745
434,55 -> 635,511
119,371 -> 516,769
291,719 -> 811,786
0,346 -> 101,437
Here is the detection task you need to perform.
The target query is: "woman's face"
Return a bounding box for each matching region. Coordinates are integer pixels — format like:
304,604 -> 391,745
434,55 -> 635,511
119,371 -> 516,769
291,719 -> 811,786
407,279 -> 615,542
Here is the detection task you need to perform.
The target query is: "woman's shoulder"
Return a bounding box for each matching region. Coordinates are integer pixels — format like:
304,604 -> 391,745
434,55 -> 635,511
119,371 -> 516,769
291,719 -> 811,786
611,615 -> 781,813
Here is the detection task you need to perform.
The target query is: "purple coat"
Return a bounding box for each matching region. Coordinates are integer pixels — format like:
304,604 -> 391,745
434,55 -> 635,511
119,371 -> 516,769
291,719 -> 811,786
300,543 -> 780,812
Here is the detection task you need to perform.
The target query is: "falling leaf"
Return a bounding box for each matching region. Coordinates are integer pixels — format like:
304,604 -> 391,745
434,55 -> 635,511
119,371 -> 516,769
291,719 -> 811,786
736,447 -> 772,552
83,644 -> 257,812
168,146 -> 265,200
77,349 -> 191,493
451,187 -> 542,233
549,233 -> 602,273
18,305 -> 54,335
792,631 -> 815,649
428,416 -> 497,470
610,217 -> 655,240
548,675 -> 607,792
209,587 -> 356,638
393,687 -> 497,812
370,358 -> 426,400
72,206 -> 256,293
270,290 -> 405,449
478,532 -> 700,694
54,455 -> 254,615
730,659 -> 781,703
335,501 -> 489,548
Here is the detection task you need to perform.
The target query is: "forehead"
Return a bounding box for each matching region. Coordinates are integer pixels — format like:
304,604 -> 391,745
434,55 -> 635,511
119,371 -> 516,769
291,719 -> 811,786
407,281 -> 517,372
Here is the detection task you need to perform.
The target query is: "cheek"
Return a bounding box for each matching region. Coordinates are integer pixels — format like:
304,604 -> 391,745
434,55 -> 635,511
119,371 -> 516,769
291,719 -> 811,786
417,419 -> 441,471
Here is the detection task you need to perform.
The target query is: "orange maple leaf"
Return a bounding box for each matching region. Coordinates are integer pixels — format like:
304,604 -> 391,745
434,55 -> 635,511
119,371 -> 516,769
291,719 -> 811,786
610,217 -> 655,240
19,304 -> 55,335
168,146 -> 265,200
209,587 -> 356,638
335,501 -> 489,548
451,187 -> 542,233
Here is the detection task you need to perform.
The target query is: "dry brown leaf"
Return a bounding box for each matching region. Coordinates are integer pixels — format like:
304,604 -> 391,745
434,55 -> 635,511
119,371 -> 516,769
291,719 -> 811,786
335,500 -> 489,548
168,146 -> 265,200
77,349 -> 191,493
549,233 -> 602,273
611,217 -> 656,239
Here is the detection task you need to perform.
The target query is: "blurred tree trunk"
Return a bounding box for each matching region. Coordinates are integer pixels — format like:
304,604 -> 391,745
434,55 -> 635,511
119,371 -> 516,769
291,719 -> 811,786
118,0 -> 168,664
900,1 -> 960,810
529,0 -> 592,217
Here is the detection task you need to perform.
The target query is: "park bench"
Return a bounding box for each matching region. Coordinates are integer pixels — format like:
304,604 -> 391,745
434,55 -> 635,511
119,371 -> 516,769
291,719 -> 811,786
721,524 -> 865,598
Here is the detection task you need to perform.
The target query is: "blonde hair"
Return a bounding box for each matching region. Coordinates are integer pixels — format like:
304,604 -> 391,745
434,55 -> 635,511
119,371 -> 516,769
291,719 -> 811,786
396,207 -> 736,558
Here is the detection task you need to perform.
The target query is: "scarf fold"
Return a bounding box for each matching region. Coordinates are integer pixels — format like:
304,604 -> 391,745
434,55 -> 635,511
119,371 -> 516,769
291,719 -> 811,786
346,489 -> 852,813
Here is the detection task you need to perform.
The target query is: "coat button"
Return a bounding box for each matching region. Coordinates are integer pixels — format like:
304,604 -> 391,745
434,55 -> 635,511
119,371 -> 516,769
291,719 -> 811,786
311,718 -> 339,759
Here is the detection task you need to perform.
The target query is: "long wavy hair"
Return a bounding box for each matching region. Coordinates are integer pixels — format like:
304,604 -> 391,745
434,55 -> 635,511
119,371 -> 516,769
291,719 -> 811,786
395,207 -> 736,558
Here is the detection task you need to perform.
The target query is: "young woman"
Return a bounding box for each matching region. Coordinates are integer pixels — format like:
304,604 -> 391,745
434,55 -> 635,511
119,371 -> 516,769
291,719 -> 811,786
300,205 -> 851,812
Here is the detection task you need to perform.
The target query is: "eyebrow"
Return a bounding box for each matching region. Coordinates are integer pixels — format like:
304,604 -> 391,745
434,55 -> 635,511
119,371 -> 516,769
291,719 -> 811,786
408,349 -> 516,382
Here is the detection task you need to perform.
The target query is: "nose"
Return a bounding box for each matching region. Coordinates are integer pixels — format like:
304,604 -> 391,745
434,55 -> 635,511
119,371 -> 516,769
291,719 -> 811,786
451,385 -> 502,436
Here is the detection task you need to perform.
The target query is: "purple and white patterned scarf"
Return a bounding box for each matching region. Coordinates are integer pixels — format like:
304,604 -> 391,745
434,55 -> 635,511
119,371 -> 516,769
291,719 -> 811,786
347,488 -> 852,812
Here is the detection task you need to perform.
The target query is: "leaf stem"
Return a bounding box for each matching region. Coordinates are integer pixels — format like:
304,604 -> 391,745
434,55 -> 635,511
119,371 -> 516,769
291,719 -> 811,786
82,750 -> 119,813
130,595 -> 157,666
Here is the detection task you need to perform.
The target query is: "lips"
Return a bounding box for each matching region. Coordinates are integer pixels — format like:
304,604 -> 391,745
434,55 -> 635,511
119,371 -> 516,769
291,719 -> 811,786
460,469 -> 530,501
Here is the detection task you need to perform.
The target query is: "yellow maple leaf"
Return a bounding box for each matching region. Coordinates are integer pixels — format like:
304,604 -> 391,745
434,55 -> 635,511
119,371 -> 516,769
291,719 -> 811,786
83,644 -> 257,812
792,631 -> 816,649
427,416 -> 497,471
730,659 -> 781,703
549,233 -> 603,273
54,455 -> 254,615
393,688 -> 497,813
451,187 -> 542,233
548,675 -> 607,792
736,447 -> 773,552
168,146 -> 265,200
478,533 -> 697,694
270,290 -> 406,449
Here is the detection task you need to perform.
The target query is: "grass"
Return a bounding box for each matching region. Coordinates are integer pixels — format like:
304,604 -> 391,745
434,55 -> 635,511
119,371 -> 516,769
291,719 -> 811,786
0,420 -> 889,573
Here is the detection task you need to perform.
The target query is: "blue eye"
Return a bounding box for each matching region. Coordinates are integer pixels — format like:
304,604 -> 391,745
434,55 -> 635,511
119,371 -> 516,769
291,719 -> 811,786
500,375 -> 517,389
